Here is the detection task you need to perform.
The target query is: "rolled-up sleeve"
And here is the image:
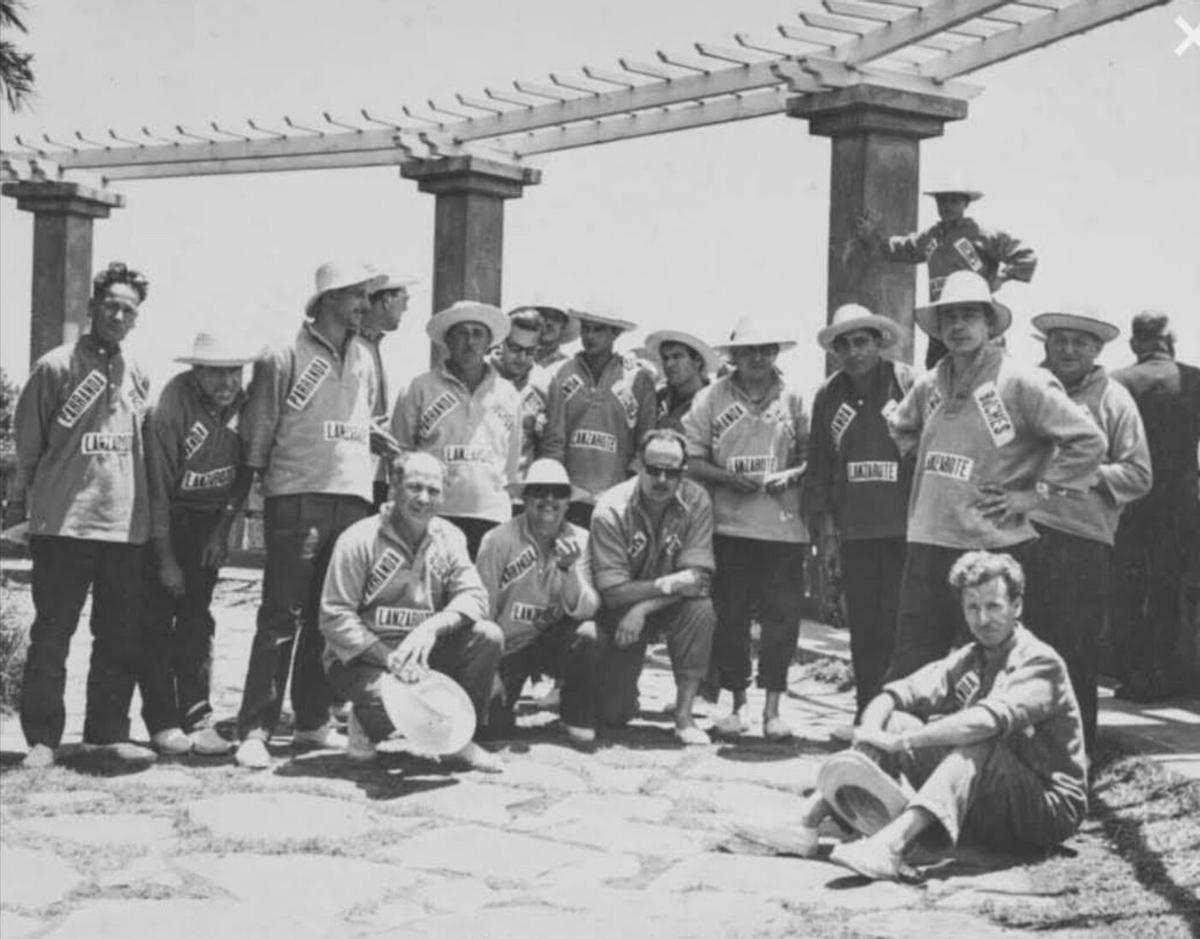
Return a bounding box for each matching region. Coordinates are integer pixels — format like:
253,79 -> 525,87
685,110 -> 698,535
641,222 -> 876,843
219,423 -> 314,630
240,348 -> 290,470
589,502 -> 633,591
319,526 -> 378,664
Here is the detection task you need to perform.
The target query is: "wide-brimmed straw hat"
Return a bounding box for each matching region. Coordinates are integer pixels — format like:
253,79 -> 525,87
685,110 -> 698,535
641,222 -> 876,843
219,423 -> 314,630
1032,307 -> 1119,344
304,260 -> 386,318
817,749 -> 912,838
505,458 -> 590,502
817,304 -> 903,352
568,306 -> 638,333
644,329 -> 721,375
510,304 -> 580,343
914,271 -> 1012,339
924,180 -> 983,202
714,314 -> 797,353
379,670 -> 476,755
174,331 -> 261,367
426,300 -> 511,348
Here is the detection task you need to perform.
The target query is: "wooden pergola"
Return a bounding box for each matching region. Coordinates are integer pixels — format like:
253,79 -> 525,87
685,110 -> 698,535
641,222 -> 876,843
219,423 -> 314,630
1,0 -> 1166,366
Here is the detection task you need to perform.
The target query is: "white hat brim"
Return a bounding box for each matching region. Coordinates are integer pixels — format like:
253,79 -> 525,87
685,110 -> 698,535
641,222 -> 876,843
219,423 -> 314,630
924,189 -> 983,202
379,670 -> 476,755
427,304 -> 511,348
506,480 -> 591,502
714,338 -> 798,354
174,354 -> 258,366
817,750 -> 911,838
914,297 -> 1012,339
817,315 -> 903,353
644,329 -> 721,375
569,309 -> 638,333
304,272 -> 388,318
1031,312 -> 1119,344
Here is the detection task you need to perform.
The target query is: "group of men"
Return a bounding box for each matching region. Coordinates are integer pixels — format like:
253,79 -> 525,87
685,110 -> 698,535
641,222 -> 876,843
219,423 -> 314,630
9,181 -> 1197,877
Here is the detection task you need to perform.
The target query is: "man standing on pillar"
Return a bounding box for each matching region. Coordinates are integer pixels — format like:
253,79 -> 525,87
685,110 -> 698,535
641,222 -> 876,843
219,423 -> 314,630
529,305 -> 578,370
682,316 -> 810,741
1109,312 -> 1200,702
542,308 -> 657,528
392,301 -> 522,559
1023,309 -> 1151,755
644,329 -> 719,433
234,261 -> 386,769
489,307 -> 548,483
855,184 -> 1037,367
805,304 -> 916,720
885,272 -> 1105,682
362,272 -> 415,509
12,261 -> 156,768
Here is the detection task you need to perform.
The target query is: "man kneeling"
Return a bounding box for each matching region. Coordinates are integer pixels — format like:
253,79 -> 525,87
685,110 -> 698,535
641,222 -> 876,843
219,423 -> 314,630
791,550 -> 1087,879
319,452 -> 503,772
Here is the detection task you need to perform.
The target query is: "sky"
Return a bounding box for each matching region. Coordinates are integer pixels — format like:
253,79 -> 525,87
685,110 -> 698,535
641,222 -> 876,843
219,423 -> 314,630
1,0 -> 1198,404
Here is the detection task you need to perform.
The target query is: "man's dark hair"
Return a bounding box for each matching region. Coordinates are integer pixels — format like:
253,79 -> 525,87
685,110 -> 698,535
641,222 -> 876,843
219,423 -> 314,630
92,261 -> 149,303
948,550 -> 1024,601
508,309 -> 543,334
1130,311 -> 1174,355
640,428 -> 688,463
659,339 -> 705,370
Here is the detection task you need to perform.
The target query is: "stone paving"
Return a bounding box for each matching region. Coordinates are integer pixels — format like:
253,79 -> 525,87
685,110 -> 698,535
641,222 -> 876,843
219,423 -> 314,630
0,562 -> 1194,937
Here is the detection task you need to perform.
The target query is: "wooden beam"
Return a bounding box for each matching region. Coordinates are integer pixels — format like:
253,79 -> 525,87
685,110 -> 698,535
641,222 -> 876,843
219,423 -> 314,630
832,0 -> 1014,63
84,147 -> 420,181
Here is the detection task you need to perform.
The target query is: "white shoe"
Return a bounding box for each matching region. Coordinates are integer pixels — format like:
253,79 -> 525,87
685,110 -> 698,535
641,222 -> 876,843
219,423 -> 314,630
189,726 -> 235,756
346,711 -> 378,763
712,708 -> 750,736
674,725 -> 711,746
152,727 -> 194,755
80,741 -> 158,764
443,741 -> 504,773
235,735 -> 271,769
563,724 -> 596,744
763,716 -> 794,742
293,724 -> 348,751
23,744 -> 55,768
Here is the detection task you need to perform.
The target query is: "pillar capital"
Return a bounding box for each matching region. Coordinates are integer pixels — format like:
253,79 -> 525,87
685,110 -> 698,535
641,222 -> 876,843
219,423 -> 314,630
2,179 -> 125,218
787,84 -> 968,140
401,155 -> 541,199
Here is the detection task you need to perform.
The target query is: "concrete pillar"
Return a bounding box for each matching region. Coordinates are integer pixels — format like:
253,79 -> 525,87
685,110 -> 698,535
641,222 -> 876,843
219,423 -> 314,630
2,180 -> 125,364
788,85 -> 967,367
402,155 -> 541,315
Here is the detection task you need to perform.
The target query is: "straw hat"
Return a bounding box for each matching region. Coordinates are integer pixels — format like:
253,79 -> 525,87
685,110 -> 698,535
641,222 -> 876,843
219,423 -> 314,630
510,304 -> 580,343
1032,307 -> 1119,344
817,749 -> 912,838
817,304 -> 903,352
369,272 -> 419,296
304,260 -> 386,318
713,314 -> 798,353
426,301 -> 510,348
924,181 -> 983,202
379,670 -> 476,755
644,329 -> 721,375
505,458 -> 589,502
914,271 -> 1012,339
174,331 -> 261,367
568,306 -> 638,333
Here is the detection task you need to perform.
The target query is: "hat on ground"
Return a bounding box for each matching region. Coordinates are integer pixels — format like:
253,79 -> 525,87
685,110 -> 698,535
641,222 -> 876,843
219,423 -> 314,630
817,304 -> 903,353
304,260 -> 386,319
817,749 -> 912,838
644,329 -> 721,375
379,670 -> 476,755
174,331 -> 261,367
568,306 -> 638,333
914,271 -> 1012,339
923,181 -> 983,202
505,458 -> 590,502
369,272 -> 420,296
1032,306 -> 1119,344
713,314 -> 798,354
510,304 -> 580,343
426,300 -> 511,348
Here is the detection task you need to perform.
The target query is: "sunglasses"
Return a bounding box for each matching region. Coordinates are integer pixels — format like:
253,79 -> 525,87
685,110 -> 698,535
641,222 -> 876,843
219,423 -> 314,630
644,465 -> 684,480
524,485 -> 571,500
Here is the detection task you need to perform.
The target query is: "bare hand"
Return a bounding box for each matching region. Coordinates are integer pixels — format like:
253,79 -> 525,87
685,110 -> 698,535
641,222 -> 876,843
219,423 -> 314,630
976,486 -> 1039,525
724,473 -> 761,495
369,419 -> 402,457
854,211 -> 880,240
199,524 -> 231,570
389,624 -> 438,681
157,558 -> 186,599
614,606 -> 647,649
663,568 -> 711,598
554,536 -> 582,571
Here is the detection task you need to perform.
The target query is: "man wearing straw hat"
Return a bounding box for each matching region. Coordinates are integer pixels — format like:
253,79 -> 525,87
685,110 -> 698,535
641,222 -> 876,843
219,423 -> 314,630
767,551 -> 1086,880
644,329 -> 719,433
1024,309 -> 1150,754
475,459 -> 601,742
805,304 -> 917,719
319,451 -> 503,772
527,304 -> 578,370
855,183 -> 1037,367
234,260 -> 387,768
885,272 -> 1105,683
682,316 -> 810,741
13,261 -> 156,768
392,301 -> 522,559
139,331 -> 259,757
542,307 -> 657,528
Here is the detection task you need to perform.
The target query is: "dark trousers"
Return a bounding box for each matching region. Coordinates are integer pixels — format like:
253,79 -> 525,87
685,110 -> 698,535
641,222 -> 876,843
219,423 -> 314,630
444,515 -> 499,561
1023,524 -> 1109,755
139,509 -> 223,735
21,535 -> 146,747
712,537 -> 807,693
237,493 -> 370,739
326,620 -> 503,743
490,618 -> 599,731
840,537 -> 906,718
888,541 -> 1034,682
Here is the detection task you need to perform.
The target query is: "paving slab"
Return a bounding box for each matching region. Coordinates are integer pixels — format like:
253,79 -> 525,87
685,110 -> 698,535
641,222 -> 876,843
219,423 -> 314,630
186,792 -> 376,843
116,766 -> 201,790
845,909 -> 1018,938
413,877 -> 501,913
511,792 -> 674,829
15,812 -> 175,847
0,911 -> 43,939
24,790 -> 116,810
42,900 -> 338,939
0,844 -> 87,909
387,780 -> 532,824
658,778 -> 808,824
543,817 -> 716,858
476,757 -> 588,792
576,764 -> 657,793
681,750 -> 817,789
97,854 -> 187,892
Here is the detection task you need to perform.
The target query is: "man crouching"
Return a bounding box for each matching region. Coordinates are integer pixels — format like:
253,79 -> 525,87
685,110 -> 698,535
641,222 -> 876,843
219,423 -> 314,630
787,550 -> 1087,879
318,451 -> 503,772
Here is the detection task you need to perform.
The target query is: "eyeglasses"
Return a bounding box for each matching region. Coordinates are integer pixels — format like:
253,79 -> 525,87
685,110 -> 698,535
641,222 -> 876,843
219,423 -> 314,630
643,465 -> 684,480
524,485 -> 571,500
